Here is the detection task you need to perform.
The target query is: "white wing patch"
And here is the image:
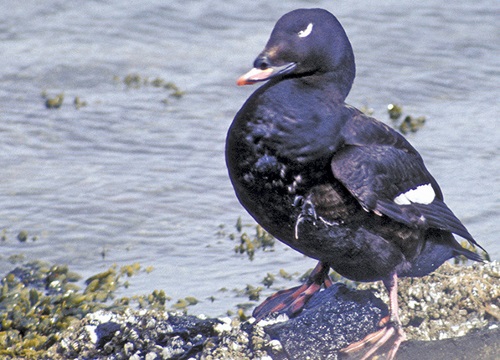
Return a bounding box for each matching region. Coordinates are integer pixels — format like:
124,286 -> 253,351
298,23 -> 314,38
394,183 -> 435,205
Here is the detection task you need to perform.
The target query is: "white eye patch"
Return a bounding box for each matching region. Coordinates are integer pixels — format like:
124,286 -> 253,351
298,23 -> 314,38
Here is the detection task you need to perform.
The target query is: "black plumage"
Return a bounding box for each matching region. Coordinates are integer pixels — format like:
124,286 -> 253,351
226,8 -> 485,359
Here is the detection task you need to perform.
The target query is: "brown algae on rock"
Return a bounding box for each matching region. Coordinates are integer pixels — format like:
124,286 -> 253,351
73,96 -> 87,109
387,103 -> 403,120
0,261 -> 187,358
16,230 -> 29,243
399,115 -> 426,134
117,73 -> 185,100
229,217 -> 276,261
386,103 -> 426,134
43,92 -> 65,109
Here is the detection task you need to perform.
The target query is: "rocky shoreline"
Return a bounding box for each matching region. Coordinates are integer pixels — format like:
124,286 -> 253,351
0,261 -> 498,359
48,262 -> 498,359
45,308 -> 499,360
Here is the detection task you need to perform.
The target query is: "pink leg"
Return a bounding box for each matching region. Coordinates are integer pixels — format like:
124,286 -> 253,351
340,272 -> 406,360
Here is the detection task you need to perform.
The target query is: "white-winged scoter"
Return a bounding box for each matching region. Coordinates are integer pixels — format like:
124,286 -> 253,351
225,8 -> 486,359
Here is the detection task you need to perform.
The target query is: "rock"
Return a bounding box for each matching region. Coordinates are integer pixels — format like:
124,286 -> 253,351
50,309 -> 222,359
95,322 -> 121,348
263,283 -> 387,359
398,325 -> 500,360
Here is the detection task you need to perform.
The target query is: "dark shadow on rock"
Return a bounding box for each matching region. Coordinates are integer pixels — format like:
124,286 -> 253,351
263,283 -> 388,359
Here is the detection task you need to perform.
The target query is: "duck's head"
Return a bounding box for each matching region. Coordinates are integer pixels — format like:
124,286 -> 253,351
237,8 -> 355,99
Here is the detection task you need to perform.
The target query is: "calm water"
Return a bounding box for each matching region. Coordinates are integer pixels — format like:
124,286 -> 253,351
0,0 -> 498,316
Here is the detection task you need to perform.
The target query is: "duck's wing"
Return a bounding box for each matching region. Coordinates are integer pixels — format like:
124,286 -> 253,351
331,113 -> 482,249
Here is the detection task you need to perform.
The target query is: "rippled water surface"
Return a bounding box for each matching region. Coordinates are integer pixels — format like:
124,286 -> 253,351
0,0 -> 498,315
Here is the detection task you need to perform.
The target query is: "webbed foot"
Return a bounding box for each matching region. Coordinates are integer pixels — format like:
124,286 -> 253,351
253,261 -> 332,320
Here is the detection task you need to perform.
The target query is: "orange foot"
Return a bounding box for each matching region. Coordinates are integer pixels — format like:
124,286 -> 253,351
253,261 -> 332,320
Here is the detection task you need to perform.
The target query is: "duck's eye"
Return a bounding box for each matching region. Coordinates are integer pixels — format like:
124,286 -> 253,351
298,23 -> 313,38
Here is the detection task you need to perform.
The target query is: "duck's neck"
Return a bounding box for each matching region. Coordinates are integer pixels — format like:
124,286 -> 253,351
296,73 -> 352,103
296,59 -> 355,104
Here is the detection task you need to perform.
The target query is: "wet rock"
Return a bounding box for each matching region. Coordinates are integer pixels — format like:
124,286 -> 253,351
263,283 -> 387,359
95,322 -> 121,348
